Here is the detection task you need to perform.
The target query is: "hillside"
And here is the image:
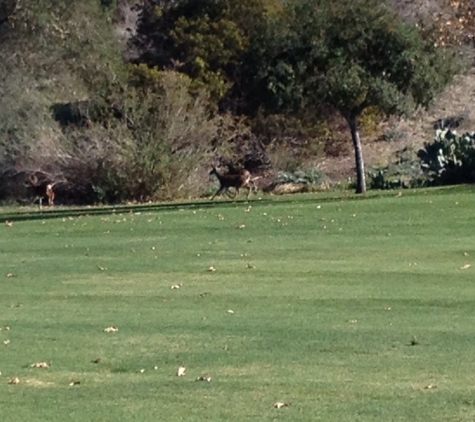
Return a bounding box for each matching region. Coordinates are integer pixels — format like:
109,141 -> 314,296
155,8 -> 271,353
0,0 -> 474,203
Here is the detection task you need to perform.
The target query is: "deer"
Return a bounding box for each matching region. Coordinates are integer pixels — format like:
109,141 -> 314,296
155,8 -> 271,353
209,167 -> 255,200
27,174 -> 56,208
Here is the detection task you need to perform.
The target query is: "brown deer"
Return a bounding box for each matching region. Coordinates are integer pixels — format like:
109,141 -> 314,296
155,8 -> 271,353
27,175 -> 56,208
209,167 -> 255,200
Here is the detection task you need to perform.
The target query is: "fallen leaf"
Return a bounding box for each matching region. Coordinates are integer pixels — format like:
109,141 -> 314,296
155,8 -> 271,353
103,326 -> 118,333
196,375 -> 212,382
273,402 -> 291,409
30,362 -> 50,368
8,377 -> 20,384
177,366 -> 186,377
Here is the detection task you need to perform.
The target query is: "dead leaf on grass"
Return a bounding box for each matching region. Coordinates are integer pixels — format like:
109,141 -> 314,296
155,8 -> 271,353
273,402 -> 291,409
177,366 -> 186,377
30,362 -> 50,368
103,326 -> 118,333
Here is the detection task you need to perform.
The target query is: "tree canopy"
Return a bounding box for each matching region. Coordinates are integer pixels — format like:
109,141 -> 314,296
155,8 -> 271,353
132,0 -> 275,101
241,0 -> 458,192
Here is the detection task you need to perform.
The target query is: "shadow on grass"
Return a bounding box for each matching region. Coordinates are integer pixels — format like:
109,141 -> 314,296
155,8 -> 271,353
0,185 -> 472,222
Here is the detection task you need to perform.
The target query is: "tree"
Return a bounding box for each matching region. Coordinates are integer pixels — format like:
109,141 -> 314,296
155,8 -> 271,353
244,0 -> 458,193
131,0 -> 275,103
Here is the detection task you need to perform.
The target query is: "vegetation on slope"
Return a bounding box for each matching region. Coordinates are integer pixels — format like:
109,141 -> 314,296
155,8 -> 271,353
0,0 -> 471,204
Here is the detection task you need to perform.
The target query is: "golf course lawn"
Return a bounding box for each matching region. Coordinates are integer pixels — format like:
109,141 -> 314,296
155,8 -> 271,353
1,186 -> 475,421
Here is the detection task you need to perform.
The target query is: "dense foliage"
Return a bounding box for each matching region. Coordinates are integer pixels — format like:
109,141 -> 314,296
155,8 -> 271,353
0,0 -> 464,204
418,129 -> 475,185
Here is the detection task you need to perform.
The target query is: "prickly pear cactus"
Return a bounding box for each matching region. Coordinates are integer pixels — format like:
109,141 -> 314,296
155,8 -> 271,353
418,129 -> 475,184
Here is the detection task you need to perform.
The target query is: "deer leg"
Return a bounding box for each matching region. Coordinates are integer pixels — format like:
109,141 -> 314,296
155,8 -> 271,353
211,186 -> 226,200
227,188 -> 237,199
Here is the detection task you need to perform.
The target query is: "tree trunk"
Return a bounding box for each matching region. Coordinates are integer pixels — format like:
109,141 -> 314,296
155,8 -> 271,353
346,113 -> 366,194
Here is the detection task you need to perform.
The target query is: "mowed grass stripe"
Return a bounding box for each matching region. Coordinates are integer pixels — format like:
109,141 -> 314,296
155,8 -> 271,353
1,186 -> 475,421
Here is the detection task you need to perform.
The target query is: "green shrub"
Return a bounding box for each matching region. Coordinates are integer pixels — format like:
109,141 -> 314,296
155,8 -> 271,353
266,166 -> 329,192
417,129 -> 475,185
367,149 -> 427,190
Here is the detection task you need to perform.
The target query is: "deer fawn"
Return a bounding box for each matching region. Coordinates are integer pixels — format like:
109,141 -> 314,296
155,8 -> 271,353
209,167 -> 254,200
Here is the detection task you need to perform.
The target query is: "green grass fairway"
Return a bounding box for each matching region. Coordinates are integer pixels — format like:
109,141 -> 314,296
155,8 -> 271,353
2,187 -> 475,421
